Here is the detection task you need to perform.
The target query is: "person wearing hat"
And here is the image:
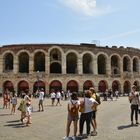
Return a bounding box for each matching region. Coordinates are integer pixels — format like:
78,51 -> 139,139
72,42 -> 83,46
79,90 -> 99,138
89,87 -> 101,136
129,85 -> 140,125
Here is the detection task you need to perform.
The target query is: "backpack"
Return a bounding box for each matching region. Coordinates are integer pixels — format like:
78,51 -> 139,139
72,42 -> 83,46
69,100 -> 78,117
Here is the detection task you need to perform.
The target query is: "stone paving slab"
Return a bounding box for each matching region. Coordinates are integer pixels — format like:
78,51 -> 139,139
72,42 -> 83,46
0,97 -> 140,140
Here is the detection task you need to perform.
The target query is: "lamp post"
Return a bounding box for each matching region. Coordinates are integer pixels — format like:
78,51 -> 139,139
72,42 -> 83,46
36,71 -> 40,92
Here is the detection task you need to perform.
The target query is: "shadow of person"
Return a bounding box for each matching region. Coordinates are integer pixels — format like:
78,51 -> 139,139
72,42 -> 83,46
118,124 -> 138,130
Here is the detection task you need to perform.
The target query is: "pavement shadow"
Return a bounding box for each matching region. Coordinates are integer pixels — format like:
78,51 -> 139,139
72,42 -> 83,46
4,120 -> 26,128
118,124 -> 139,130
0,113 -> 11,116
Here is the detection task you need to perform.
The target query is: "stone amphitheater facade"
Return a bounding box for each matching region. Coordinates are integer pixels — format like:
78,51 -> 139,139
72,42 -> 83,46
0,43 -> 140,96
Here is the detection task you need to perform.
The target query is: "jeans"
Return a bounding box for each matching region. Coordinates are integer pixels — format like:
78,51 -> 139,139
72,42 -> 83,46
79,112 -> 92,135
131,104 -> 139,122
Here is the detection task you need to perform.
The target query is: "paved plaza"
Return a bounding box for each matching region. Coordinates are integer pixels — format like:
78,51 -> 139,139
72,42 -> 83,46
0,97 -> 140,140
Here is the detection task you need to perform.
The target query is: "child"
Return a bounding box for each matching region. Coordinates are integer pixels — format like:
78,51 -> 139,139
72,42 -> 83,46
63,92 -> 80,140
11,91 -> 17,114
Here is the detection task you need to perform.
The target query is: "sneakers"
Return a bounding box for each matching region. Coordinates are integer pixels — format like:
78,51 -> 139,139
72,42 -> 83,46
72,136 -> 76,140
91,130 -> 97,136
136,122 -> 139,125
63,136 -> 69,140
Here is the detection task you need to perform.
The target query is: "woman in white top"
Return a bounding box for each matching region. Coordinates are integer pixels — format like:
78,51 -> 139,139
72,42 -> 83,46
50,90 -> 56,106
79,90 -> 98,137
56,90 -> 62,106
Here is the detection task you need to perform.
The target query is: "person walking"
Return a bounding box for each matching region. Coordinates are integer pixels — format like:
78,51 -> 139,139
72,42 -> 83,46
38,88 -> 45,111
89,87 -> 101,136
63,92 -> 80,140
10,91 -> 17,115
50,90 -> 56,106
79,90 -> 99,138
129,85 -> 140,125
56,90 -> 62,106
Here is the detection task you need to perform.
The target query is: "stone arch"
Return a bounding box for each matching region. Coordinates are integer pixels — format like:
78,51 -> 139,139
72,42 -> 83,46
98,80 -> 108,92
18,52 -> 29,73
122,55 -> 131,72
33,80 -> 45,93
82,53 -> 93,74
112,80 -> 121,92
110,54 -> 121,75
48,46 -> 64,55
132,57 -> 139,72
49,48 -> 62,73
34,51 -> 45,72
66,52 -> 78,74
83,80 -> 93,91
97,54 -> 107,74
49,80 -> 62,92
3,52 -> 14,72
67,80 -> 79,92
123,81 -> 131,94
3,80 -> 14,92
17,80 -> 29,96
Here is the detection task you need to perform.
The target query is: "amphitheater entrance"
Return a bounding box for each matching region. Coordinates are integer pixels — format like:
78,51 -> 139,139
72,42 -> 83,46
112,80 -> 120,92
18,80 -> 29,96
3,81 -> 14,92
49,80 -> 62,92
67,80 -> 78,93
33,80 -> 45,93
123,81 -> 131,95
83,80 -> 93,91
98,80 -> 107,92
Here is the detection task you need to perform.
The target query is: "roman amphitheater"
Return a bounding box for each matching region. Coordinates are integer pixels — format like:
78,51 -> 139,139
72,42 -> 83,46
0,43 -> 140,96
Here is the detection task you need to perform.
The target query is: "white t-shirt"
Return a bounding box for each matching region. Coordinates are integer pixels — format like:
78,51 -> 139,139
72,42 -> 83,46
39,91 -> 44,100
50,92 -> 56,98
81,97 -> 98,113
129,92 -> 139,105
56,92 -> 61,99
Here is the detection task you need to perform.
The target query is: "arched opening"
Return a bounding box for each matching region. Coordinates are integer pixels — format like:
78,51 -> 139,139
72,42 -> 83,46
111,55 -> 120,74
34,52 -> 45,72
98,80 -> 107,92
67,80 -> 78,92
97,54 -> 106,74
3,53 -> 13,72
3,81 -> 14,92
83,80 -> 93,91
33,80 -> 45,93
112,80 -> 120,92
83,54 -> 93,74
18,81 -> 29,96
49,80 -> 62,92
133,58 -> 139,72
19,52 -> 29,73
123,81 -> 131,95
50,62 -> 61,73
123,56 -> 130,72
66,53 -> 77,74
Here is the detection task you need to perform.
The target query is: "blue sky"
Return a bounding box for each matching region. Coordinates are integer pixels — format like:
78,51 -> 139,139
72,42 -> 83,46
0,0 -> 140,49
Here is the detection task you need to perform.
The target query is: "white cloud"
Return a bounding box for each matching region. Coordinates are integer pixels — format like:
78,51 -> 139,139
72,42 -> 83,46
101,29 -> 140,40
59,0 -> 112,17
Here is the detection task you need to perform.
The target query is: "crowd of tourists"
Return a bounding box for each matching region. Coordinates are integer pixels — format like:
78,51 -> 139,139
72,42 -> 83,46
0,85 -> 140,140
